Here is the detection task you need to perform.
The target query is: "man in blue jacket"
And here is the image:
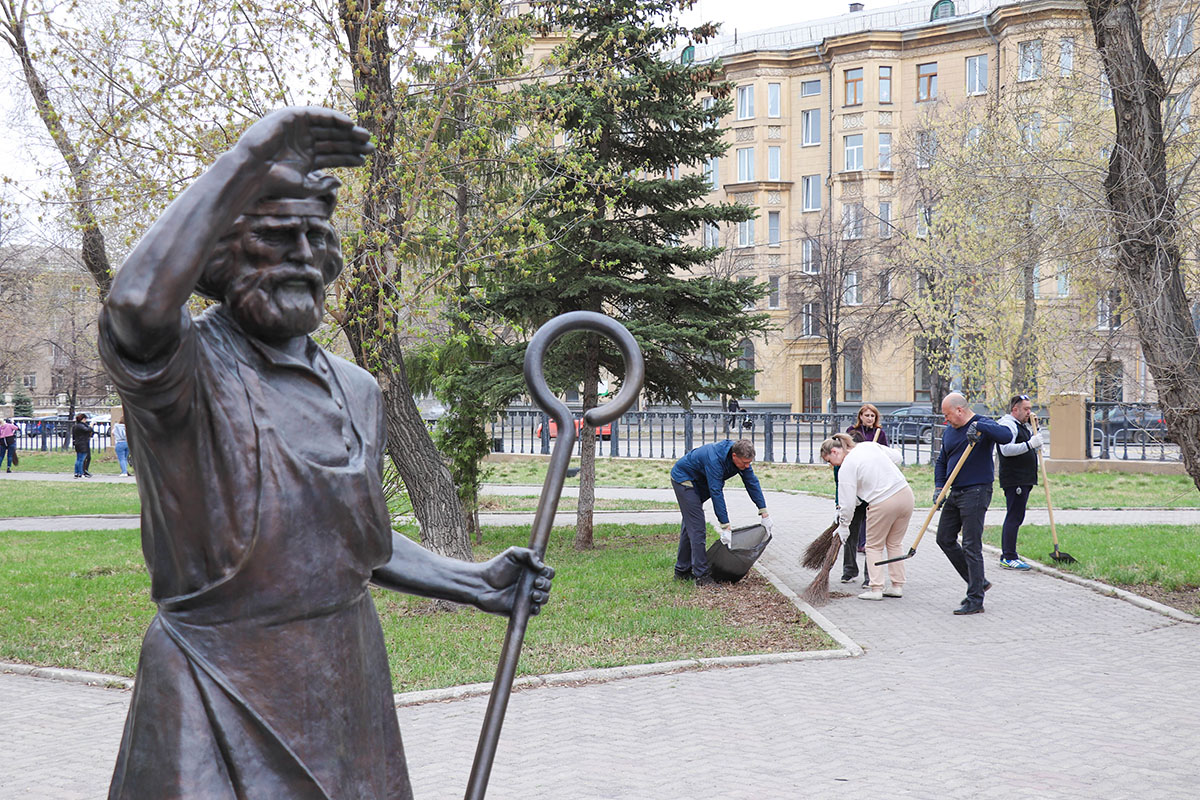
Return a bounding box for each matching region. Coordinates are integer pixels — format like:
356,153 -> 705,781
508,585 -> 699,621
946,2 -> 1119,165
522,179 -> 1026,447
934,392 -> 1013,615
670,439 -> 771,586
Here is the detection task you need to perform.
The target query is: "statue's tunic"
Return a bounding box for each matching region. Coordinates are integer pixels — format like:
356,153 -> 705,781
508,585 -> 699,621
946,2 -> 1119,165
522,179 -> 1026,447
100,305 -> 412,799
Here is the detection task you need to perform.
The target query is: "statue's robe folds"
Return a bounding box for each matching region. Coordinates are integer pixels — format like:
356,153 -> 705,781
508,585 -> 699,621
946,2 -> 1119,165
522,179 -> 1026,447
101,305 -> 412,800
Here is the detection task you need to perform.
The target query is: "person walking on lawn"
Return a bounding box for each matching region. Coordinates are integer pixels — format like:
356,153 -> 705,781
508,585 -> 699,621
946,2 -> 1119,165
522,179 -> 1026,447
997,394 -> 1045,571
934,392 -> 1013,615
670,439 -> 771,586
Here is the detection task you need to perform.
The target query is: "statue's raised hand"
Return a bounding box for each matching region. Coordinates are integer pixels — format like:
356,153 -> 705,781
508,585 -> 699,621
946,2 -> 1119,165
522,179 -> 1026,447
236,106 -> 374,196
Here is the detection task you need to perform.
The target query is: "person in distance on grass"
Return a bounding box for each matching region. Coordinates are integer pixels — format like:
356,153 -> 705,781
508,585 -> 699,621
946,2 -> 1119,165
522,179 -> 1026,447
670,438 -> 771,586
0,418 -> 17,473
820,432 -> 913,600
934,392 -> 1013,616
100,106 -> 553,800
71,413 -> 93,478
996,393 -> 1045,572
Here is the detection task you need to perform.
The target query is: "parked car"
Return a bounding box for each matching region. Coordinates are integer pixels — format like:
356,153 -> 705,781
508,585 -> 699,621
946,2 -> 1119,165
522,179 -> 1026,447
1091,406 -> 1168,446
888,406 -> 938,444
26,414 -> 75,439
535,418 -> 613,440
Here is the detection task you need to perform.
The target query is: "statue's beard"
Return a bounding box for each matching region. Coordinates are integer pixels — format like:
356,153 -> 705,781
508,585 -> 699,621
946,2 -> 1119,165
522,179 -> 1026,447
226,265 -> 325,342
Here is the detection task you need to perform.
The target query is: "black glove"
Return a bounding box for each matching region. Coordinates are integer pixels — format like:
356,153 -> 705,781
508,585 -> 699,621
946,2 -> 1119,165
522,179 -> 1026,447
933,488 -> 942,507
965,421 -> 981,444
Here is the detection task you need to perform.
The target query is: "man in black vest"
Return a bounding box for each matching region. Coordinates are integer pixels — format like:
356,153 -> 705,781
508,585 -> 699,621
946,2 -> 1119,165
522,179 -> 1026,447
997,394 -> 1045,570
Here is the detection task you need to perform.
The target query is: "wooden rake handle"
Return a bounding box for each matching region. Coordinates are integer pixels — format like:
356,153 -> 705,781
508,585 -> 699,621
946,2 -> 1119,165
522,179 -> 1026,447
1031,416 -> 1060,548
876,438 -> 977,565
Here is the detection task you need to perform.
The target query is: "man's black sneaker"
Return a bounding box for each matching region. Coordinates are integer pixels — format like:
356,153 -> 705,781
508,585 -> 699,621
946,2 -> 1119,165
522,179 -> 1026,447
673,569 -> 692,581
694,573 -> 717,588
953,602 -> 985,615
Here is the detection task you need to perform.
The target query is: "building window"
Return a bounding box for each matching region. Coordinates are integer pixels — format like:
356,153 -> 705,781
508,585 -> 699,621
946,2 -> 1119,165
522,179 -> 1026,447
917,62 -> 938,101
879,270 -> 893,301
914,349 -> 931,402
801,302 -> 821,337
1019,40 -> 1043,81
1167,15 -> 1192,56
1100,71 -> 1112,108
916,130 -> 936,167
844,134 -> 864,171
801,109 -> 821,146
768,211 -> 781,246
802,175 -> 822,211
768,275 -> 781,307
842,203 -> 864,239
930,0 -> 955,20
916,206 -> 932,237
1058,116 -> 1074,147
844,340 -> 863,401
767,82 -> 782,117
843,271 -> 861,305
801,79 -> 821,97
1057,262 -> 1070,296
1020,112 -> 1042,148
737,147 -> 755,182
879,66 -> 892,103
738,219 -> 755,247
1059,38 -> 1075,76
22,373 -> 36,389
768,146 -> 781,180
704,156 -> 719,190
845,67 -> 864,106
736,85 -> 755,119
802,238 -> 820,273
878,132 -> 892,170
701,96 -> 717,128
1094,360 -> 1123,402
966,54 -> 988,95
1097,289 -> 1121,329
738,340 -> 756,387
1167,91 -> 1191,133
966,124 -> 983,147
878,201 -> 892,238
703,222 -> 720,248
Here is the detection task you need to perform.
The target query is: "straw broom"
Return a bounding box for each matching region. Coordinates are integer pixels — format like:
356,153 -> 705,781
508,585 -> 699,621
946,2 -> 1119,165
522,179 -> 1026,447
801,521 -> 840,569
800,525 -> 843,606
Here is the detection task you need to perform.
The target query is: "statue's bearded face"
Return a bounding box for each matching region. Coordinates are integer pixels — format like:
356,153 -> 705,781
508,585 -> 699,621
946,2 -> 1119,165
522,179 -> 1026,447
225,215 -> 337,342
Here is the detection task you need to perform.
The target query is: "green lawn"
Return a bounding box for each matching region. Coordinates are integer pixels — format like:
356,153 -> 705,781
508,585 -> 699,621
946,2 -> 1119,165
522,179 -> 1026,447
0,524 -> 834,691
0,481 -> 141,517
6,450 -> 129,476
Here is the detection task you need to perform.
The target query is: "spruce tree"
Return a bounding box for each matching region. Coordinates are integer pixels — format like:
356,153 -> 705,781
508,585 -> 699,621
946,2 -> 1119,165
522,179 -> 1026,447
486,0 -> 770,548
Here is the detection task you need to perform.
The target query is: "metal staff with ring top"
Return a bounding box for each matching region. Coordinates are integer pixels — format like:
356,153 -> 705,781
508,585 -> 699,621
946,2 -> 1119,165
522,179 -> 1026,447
464,311 -> 645,800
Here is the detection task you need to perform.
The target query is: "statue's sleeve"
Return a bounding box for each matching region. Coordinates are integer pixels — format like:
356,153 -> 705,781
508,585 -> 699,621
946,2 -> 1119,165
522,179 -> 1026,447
98,305 -> 199,429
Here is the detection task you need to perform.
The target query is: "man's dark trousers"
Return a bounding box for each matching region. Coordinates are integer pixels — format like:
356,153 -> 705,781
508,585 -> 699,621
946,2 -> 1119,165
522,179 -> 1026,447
673,480 -> 711,578
935,484 -> 992,605
841,502 -> 867,578
1001,485 -> 1031,561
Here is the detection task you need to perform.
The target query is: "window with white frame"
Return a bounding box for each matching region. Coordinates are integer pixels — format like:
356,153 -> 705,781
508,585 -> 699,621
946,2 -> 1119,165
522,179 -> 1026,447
1100,71 -> 1112,108
737,147 -> 755,182
879,66 -> 892,103
842,203 -> 864,239
768,211 -> 781,246
916,130 -> 936,167
878,132 -> 892,170
966,125 -> 983,147
703,222 -> 720,249
1058,116 -> 1073,147
1167,91 -> 1191,133
736,85 -> 755,119
843,272 -> 862,306
1018,40 -> 1043,81
801,109 -> 821,146
802,175 -> 821,211
801,302 -> 820,336
701,96 -> 717,127
1057,262 -> 1070,296
916,206 -> 932,237
966,54 -> 988,95
704,156 -> 720,190
802,238 -> 820,273
768,146 -> 781,180
1097,288 -> 1121,329
1167,15 -> 1192,56
22,373 -> 36,388
767,83 -> 781,118
768,275 -> 781,307
917,62 -> 938,101
738,219 -> 755,247
1059,38 -> 1074,76
1020,112 -> 1042,148
801,79 -> 821,96
878,201 -> 892,238
844,134 -> 864,171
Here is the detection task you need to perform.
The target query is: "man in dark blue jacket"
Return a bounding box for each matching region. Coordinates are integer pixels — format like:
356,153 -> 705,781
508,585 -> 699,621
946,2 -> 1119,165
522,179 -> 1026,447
670,439 -> 771,585
934,392 -> 1013,615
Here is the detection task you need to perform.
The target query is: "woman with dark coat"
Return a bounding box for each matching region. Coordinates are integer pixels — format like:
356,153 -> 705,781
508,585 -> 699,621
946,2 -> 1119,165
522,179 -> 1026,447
72,413 -> 93,478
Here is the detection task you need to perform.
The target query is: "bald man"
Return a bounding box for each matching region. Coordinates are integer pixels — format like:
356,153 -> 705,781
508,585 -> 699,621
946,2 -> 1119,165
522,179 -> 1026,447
933,392 -> 1013,615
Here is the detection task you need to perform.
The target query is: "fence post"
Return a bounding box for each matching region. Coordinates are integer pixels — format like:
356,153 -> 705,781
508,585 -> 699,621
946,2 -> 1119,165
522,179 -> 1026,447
539,411 -> 551,455
763,412 -> 774,462
609,416 -> 620,457
683,412 -> 694,454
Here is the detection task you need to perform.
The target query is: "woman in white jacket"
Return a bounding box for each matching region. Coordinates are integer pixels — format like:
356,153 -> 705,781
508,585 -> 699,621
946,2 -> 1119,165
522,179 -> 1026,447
820,433 -> 915,600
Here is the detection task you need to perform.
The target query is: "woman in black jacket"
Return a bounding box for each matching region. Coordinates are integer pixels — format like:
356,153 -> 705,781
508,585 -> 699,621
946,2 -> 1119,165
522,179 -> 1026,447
72,414 -> 93,478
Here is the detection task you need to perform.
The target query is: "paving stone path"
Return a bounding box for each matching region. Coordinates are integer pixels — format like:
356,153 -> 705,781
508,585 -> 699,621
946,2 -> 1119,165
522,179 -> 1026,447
3,479 -> 1199,798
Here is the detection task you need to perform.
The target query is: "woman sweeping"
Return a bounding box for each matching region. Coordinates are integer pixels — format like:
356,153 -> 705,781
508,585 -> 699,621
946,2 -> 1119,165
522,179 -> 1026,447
821,433 -> 914,600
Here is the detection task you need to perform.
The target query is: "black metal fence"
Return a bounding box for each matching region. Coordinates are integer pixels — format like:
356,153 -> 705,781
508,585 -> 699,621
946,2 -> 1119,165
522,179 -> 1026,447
487,409 -> 942,465
10,417 -> 112,452
1086,401 -> 1178,461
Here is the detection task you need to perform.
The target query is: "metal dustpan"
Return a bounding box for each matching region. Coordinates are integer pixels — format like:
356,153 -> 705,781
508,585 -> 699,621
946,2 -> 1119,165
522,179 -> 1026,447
706,523 -> 772,584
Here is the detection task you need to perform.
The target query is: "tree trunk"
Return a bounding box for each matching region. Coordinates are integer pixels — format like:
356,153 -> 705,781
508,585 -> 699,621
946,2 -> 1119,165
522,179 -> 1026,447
575,332 -> 600,550
1088,0 -> 1200,491
1010,257 -> 1038,396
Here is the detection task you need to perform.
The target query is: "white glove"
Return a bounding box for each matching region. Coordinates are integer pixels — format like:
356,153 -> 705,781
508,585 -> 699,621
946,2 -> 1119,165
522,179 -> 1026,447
1027,432 -> 1044,450
760,513 -> 773,534
720,524 -> 732,545
835,523 -> 851,543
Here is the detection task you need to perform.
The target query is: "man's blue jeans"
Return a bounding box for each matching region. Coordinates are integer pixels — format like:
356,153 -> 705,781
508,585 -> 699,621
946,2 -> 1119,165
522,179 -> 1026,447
0,440 -> 13,468
672,480 -> 711,579
935,484 -> 992,605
